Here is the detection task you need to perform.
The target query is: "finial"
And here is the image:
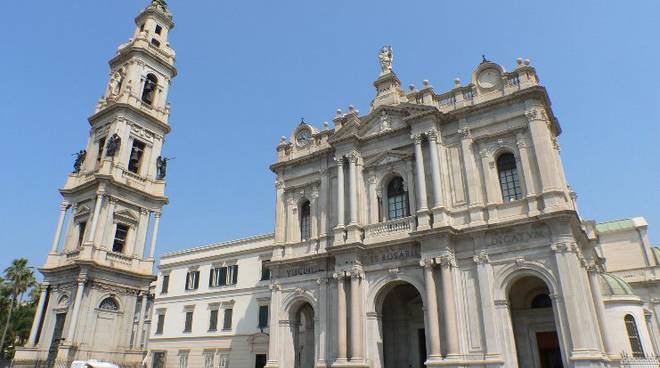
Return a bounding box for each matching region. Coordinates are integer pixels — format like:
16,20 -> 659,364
524,58 -> 531,66
348,105 -> 355,112
280,136 -> 287,143
323,122 -> 329,130
336,109 -> 342,116
516,58 -> 523,66
422,80 -> 430,88
300,118 -> 305,125
408,84 -> 416,91
454,78 -> 461,87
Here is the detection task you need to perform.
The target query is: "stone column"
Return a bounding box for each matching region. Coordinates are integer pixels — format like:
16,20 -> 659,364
525,106 -> 563,209
336,158 -> 345,227
587,268 -> 614,356
334,272 -> 348,363
317,278 -> 328,366
319,169 -> 329,239
266,284 -> 281,368
101,197 -> 117,249
421,259 -> 442,359
348,155 -> 359,225
311,186 -> 319,239
27,286 -> 48,346
50,202 -> 70,253
412,134 -> 429,211
66,278 -> 86,343
274,177 -> 286,246
515,133 -> 540,216
459,128 -> 484,221
135,293 -> 148,349
427,130 -> 448,227
87,192 -> 105,243
439,253 -> 460,357
479,149 -> 500,220
148,211 -> 161,259
473,250 -> 502,360
135,209 -> 151,258
349,270 -> 364,361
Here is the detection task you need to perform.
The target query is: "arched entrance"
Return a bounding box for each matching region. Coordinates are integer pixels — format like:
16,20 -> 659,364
380,282 -> 426,368
292,302 -> 315,368
508,276 -> 564,368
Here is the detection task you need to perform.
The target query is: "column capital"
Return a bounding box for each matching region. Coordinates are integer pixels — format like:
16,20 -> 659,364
334,156 -> 345,167
459,127 -> 472,140
59,201 -> 71,211
333,271 -> 347,281
435,248 -> 456,267
426,129 -> 439,142
275,176 -> 285,190
419,258 -> 435,268
473,249 -> 490,264
154,211 -> 162,218
349,269 -> 363,280
346,152 -> 360,164
410,133 -> 424,145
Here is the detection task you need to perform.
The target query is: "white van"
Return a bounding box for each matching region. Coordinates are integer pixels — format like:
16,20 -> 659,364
70,360 -> 120,368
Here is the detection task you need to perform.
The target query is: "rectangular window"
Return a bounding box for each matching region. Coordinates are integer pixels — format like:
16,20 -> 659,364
209,309 -> 219,331
228,265 -> 238,285
77,221 -> 87,248
183,311 -> 193,333
155,314 -> 165,335
219,354 -> 229,368
161,274 -> 170,294
223,308 -> 233,330
203,352 -> 214,368
155,25 -> 163,35
112,224 -> 129,253
178,351 -> 188,368
128,139 -> 146,174
209,267 -> 227,287
261,260 -> 271,281
185,270 -> 200,290
258,305 -> 269,329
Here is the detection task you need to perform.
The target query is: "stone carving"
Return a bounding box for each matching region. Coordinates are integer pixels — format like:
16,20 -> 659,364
72,150 -> 87,173
107,70 -> 123,97
551,242 -> 571,253
379,110 -> 391,132
106,133 -> 121,157
473,250 -> 489,264
410,133 -> 423,145
89,280 -> 140,296
459,127 -> 472,140
379,45 -> 394,74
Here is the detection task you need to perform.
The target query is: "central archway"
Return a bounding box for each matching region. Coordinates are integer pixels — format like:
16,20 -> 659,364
293,302 -> 315,368
380,282 -> 426,368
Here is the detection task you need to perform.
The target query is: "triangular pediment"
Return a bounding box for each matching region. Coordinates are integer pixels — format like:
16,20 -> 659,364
364,149 -> 411,168
114,209 -> 139,223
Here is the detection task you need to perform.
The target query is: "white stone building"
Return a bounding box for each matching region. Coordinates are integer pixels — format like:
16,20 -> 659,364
16,0 -> 176,365
145,50 -> 660,368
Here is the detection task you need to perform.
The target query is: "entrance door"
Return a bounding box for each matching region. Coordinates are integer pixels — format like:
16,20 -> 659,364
417,329 -> 427,368
537,332 -> 563,368
46,313 -> 66,368
255,354 -> 267,368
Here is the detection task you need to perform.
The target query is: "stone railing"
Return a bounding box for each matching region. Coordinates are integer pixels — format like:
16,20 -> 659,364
620,353 -> 660,368
364,216 -> 416,243
106,251 -> 133,266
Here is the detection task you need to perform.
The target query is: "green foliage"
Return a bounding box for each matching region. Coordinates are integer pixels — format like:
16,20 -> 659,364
0,258 -> 38,359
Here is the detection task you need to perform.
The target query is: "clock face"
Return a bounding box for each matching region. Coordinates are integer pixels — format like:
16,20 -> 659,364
296,129 -> 312,146
477,68 -> 500,89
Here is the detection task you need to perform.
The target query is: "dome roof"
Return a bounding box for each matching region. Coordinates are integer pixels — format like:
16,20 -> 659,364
599,272 -> 636,296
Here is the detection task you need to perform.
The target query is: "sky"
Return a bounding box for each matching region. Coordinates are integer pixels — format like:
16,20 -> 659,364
0,1 -> 658,274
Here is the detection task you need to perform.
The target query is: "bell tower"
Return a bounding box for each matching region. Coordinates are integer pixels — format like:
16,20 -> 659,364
16,0 -> 176,364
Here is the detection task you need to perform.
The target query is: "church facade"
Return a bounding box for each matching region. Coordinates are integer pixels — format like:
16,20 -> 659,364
15,2 -> 660,368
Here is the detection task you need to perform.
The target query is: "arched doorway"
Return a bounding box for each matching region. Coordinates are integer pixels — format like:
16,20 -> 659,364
380,282 -> 426,368
508,276 -> 564,368
293,303 -> 315,368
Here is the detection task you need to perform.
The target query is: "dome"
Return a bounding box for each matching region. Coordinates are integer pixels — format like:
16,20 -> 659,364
599,272 -> 636,296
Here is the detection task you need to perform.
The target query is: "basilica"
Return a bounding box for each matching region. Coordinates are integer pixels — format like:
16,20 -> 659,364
14,1 -> 660,368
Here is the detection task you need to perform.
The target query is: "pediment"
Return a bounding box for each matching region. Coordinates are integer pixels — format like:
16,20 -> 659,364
330,119 -> 359,143
114,209 -> 139,223
74,205 -> 91,217
364,150 -> 411,168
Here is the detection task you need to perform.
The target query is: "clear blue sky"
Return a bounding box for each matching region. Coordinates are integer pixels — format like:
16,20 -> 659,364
1,1 -> 658,273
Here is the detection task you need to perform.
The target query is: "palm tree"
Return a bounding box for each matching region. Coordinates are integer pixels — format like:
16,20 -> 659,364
0,259 -> 36,358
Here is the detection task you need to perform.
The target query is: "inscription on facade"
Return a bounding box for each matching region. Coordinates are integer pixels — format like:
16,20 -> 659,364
487,227 -> 548,247
280,263 -> 325,278
363,245 -> 420,266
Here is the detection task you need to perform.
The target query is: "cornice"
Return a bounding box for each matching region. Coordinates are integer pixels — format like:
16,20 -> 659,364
88,101 -> 171,134
270,146 -> 334,172
160,233 -> 275,262
110,44 -> 177,77
59,175 -> 169,205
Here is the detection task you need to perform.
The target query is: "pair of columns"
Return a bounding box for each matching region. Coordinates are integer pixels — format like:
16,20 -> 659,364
421,256 -> 460,360
334,270 -> 364,363
49,199 -> 161,259
411,130 -> 447,227
335,154 -> 360,228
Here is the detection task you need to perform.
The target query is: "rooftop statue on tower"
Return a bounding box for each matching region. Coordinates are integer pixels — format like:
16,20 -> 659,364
379,45 -> 394,74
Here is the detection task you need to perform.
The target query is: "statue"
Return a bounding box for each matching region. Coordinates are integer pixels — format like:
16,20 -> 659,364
152,0 -> 168,9
106,133 -> 121,157
107,70 -> 123,97
72,150 -> 87,173
156,156 -> 174,180
379,45 -> 394,74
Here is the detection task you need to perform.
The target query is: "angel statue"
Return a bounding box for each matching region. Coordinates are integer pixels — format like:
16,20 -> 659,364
157,156 -> 174,179
379,45 -> 394,74
72,150 -> 87,173
107,70 -> 123,97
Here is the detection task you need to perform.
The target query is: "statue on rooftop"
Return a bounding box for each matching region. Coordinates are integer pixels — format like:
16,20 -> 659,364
106,133 -> 121,157
157,156 -> 174,179
379,45 -> 394,74
72,150 -> 87,173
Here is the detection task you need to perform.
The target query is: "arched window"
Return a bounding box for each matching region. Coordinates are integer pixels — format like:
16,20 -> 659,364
300,200 -> 311,241
387,176 -> 408,220
530,293 -> 552,309
624,314 -> 645,357
141,73 -> 158,105
497,152 -> 522,202
99,297 -> 120,311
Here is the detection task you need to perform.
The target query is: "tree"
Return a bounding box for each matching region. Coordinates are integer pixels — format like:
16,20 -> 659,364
0,259 -> 36,358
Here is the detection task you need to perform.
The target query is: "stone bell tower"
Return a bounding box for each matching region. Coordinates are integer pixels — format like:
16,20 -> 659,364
15,0 -> 176,364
